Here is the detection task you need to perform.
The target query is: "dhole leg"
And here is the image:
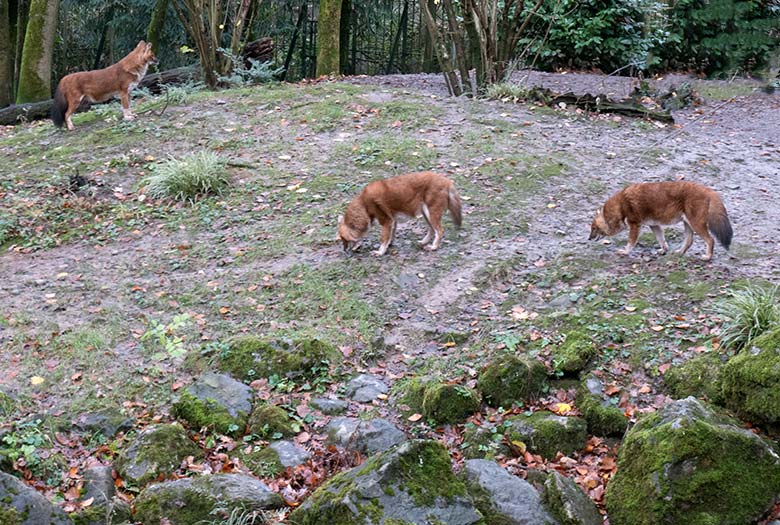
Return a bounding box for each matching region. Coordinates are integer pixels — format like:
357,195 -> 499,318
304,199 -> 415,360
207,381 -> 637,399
120,91 -> 135,120
650,226 -> 668,254
419,203 -> 434,246
619,224 -> 640,255
690,221 -> 715,261
424,205 -> 445,251
678,221 -> 695,256
65,97 -> 76,130
389,220 -> 397,246
373,219 -> 394,256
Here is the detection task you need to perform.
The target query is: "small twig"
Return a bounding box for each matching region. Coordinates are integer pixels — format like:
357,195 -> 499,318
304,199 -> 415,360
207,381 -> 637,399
138,87 -> 170,117
227,160 -> 259,169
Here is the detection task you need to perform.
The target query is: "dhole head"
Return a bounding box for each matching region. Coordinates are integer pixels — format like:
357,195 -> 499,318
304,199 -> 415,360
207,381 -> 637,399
589,208 -> 609,241
337,215 -> 366,254
136,40 -> 159,66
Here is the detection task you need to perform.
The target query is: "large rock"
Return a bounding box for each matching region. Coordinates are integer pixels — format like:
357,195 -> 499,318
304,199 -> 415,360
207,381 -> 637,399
311,397 -> 349,415
215,336 -> 339,382
326,417 -> 406,454
72,408 -> 134,438
172,371 -> 253,436
247,403 -> 297,438
478,354 -> 547,407
506,412 -> 587,458
551,331 -> 595,375
115,424 -> 200,487
577,376 -> 627,437
345,374 -> 389,402
134,473 -> 284,525
542,470 -> 601,525
397,378 -> 481,424
605,397 -> 780,525
0,471 -> 72,524
463,459 -> 557,524
664,353 -> 725,404
289,440 -> 482,525
721,330 -> 780,424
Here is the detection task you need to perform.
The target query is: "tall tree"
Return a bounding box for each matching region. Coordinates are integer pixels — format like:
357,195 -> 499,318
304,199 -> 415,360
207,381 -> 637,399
0,0 -> 11,107
147,0 -> 170,55
316,0 -> 341,76
13,0 -> 28,96
16,0 -> 57,103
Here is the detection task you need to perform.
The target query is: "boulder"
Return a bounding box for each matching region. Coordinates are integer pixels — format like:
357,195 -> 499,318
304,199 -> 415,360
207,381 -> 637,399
506,412 -> 587,459
461,423 -> 509,460
134,473 -> 283,525
345,374 -> 389,403
115,424 -> 200,487
721,329 -> 780,424
542,470 -> 601,525
396,378 -> 481,424
477,355 -> 547,407
216,336 -> 338,382
72,409 -> 134,438
577,376 -> 627,437
605,397 -> 780,525
247,403 -> 297,438
74,465 -> 131,525
326,417 -> 406,454
664,353 -> 725,403
463,459 -> 557,524
172,371 -> 253,436
311,397 -> 349,415
289,440 -> 482,525
270,440 -> 311,467
551,331 -> 595,375
0,471 -> 72,524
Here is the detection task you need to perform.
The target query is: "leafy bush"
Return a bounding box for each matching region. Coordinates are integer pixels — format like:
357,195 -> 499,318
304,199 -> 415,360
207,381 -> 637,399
217,48 -> 284,87
484,82 -> 530,101
145,152 -> 229,203
716,283 -> 780,350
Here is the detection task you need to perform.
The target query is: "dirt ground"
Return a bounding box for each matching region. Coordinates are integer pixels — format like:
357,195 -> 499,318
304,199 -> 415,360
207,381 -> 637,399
1,70 -> 779,518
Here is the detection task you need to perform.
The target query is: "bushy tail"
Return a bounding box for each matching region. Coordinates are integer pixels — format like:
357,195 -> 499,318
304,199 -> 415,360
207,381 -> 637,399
51,86 -> 66,128
448,185 -> 462,229
708,197 -> 733,250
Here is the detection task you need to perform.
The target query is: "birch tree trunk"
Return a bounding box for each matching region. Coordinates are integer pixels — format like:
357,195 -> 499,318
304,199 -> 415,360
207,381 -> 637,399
16,0 -> 57,103
316,0 -> 341,76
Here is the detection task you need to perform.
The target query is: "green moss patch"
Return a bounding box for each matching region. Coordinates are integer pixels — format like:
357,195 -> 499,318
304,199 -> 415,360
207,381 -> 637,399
172,391 -> 244,436
247,404 -> 297,438
552,331 -> 596,375
477,355 -> 547,408
394,379 -> 481,424
115,424 -> 200,487
506,412 -> 587,459
234,446 -> 284,478
664,353 -> 726,404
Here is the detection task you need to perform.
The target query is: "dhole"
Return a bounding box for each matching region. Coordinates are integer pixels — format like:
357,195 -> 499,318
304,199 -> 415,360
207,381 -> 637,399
589,181 -> 732,261
338,172 -> 462,256
52,41 -> 158,130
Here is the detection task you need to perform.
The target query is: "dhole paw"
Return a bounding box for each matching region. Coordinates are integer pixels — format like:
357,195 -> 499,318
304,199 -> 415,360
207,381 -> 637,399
423,245 -> 438,252
618,248 -> 631,255
371,250 -> 385,256
124,114 -> 136,121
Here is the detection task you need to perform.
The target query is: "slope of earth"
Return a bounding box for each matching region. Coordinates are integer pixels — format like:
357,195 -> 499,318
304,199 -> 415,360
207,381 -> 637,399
0,72 -> 778,521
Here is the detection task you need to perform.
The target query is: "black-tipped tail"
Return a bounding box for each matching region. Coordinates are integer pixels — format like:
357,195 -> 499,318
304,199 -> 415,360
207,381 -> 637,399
51,86 -> 66,128
448,186 -> 462,229
709,201 -> 733,250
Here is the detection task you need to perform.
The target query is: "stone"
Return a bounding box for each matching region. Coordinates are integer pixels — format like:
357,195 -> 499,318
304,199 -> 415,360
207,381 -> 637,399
551,331 -> 595,374
0,471 -> 72,524
463,459 -> 557,525
172,371 -> 253,436
73,467 -> 131,525
134,473 -> 284,525
326,417 -> 406,454
345,374 -> 389,402
478,354 -> 547,408
664,353 -> 725,403
721,329 -> 780,424
247,403 -> 297,438
461,423 -> 509,460
577,376 -> 627,437
542,470 -> 601,525
605,397 -> 780,525
270,440 -> 311,467
72,409 -> 134,439
289,440 -> 482,525
115,423 -> 200,487
311,397 -> 348,415
506,412 -> 587,459
421,383 -> 481,424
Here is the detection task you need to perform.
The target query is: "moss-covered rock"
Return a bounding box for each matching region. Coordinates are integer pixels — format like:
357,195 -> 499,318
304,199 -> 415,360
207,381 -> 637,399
542,470 -> 601,525
721,329 -> 780,424
247,403 -> 297,438
506,412 -> 587,459
134,473 -> 284,525
664,353 -> 725,404
289,440 -> 480,525
421,384 -> 481,424
477,355 -> 547,408
115,424 -> 200,487
172,372 -> 253,436
576,379 -> 627,437
552,331 -> 596,375
233,445 -> 284,478
0,471 -> 72,524
605,397 -> 780,525
216,336 -> 338,382
461,423 -> 509,460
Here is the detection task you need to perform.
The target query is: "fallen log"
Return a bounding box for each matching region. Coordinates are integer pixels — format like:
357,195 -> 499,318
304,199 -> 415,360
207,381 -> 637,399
0,100 -> 53,125
527,87 -> 675,123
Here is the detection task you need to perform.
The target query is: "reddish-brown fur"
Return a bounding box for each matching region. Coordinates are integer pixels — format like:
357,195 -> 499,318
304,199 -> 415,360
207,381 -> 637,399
52,41 -> 158,130
338,171 -> 462,256
589,181 -> 732,261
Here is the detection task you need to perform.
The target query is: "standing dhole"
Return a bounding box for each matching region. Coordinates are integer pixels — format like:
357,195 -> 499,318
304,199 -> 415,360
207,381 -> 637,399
51,41 -> 158,130
338,172 -> 462,256
589,181 -> 732,261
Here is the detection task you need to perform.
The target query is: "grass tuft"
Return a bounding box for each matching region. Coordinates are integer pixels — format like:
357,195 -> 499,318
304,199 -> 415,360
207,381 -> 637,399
717,283 -> 780,350
484,82 -> 530,101
145,151 -> 230,203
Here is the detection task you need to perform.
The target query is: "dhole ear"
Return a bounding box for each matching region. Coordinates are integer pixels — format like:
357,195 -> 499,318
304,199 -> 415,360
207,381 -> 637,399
136,40 -> 146,48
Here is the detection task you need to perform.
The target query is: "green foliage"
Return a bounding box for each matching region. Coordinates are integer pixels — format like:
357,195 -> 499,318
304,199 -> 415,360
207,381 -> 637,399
145,152 -> 230,203
141,312 -> 192,360
0,419 -> 65,485
217,48 -> 284,87
484,82 -> 530,101
205,506 -> 274,525
716,283 -> 780,350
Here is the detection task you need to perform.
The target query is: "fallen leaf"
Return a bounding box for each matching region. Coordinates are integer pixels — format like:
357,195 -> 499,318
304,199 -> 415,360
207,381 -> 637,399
408,413 -> 423,422
30,376 -> 45,386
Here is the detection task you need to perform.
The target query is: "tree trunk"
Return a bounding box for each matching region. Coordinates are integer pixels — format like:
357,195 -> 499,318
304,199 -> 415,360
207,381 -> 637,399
13,0 -> 27,96
146,0 -> 169,55
16,0 -> 57,103
0,0 -> 12,107
421,0 -> 436,72
420,0 -> 461,95
338,0 -> 351,74
315,0 -> 341,76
